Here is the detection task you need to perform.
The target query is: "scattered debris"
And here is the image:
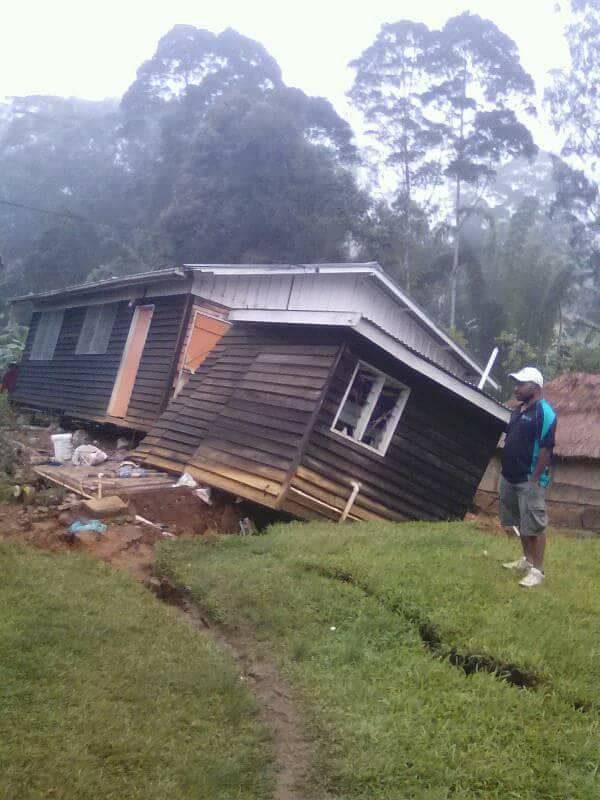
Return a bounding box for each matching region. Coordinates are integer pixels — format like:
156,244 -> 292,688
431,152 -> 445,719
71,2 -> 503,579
51,432 -> 73,463
68,519 -> 107,536
81,495 -> 130,518
72,445 -> 108,466
174,472 -> 199,489
135,514 -> 166,531
194,486 -> 212,505
118,462 -> 150,478
72,429 -> 91,449
239,517 -> 258,536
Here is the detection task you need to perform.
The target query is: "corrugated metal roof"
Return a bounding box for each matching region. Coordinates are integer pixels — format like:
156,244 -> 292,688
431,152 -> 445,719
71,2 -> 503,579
185,263 -> 497,388
10,261 -> 499,389
9,267 -> 189,303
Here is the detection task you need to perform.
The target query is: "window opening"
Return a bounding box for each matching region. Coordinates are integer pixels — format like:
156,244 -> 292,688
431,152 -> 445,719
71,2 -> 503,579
331,362 -> 410,455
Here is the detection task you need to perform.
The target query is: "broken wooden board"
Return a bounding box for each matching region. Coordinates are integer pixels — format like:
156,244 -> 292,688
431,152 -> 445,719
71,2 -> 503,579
33,459 -> 177,499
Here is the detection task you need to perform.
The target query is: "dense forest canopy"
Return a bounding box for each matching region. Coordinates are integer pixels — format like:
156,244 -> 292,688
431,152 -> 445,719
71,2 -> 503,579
0,5 -> 598,385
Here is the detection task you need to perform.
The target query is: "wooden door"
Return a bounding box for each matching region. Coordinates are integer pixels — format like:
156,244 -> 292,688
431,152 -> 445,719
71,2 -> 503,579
107,305 -> 154,418
184,312 -> 229,372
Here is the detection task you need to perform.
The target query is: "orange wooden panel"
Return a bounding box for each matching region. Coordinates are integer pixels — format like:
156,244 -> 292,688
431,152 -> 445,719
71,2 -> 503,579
107,305 -> 154,418
185,313 -> 229,372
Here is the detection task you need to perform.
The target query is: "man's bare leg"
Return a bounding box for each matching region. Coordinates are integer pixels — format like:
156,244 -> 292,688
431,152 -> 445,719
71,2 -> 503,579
527,534 -> 545,571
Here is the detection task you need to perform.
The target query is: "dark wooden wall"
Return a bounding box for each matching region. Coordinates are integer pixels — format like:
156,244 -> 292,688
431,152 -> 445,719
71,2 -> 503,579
283,335 -> 505,522
138,324 -> 342,506
124,295 -> 190,429
13,294 -> 188,430
139,323 -> 504,522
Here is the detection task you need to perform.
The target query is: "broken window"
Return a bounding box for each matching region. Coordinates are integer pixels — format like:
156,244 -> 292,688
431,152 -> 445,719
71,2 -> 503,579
76,303 -> 118,355
30,310 -> 64,361
331,362 -> 410,455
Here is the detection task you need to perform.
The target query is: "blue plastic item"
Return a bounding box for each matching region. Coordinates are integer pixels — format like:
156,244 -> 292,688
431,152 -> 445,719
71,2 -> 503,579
68,519 -> 107,535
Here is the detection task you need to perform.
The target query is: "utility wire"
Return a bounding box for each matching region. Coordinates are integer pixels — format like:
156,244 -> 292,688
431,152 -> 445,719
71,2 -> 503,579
0,197 -> 94,224
0,196 -> 137,234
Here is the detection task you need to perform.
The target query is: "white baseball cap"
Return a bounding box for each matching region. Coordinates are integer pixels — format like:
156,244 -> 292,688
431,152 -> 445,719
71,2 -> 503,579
508,367 -> 544,387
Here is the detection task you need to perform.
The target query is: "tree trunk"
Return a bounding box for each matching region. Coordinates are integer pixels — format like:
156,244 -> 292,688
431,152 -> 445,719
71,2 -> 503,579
403,245 -> 411,293
404,159 -> 411,292
449,176 -> 461,329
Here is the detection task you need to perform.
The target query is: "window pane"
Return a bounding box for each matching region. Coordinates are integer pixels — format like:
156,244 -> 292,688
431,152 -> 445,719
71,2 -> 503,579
90,304 -> 117,353
76,304 -> 117,355
76,306 -> 101,354
30,310 -> 64,361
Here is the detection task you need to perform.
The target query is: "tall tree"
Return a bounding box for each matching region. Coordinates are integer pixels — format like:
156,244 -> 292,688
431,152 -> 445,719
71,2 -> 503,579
546,1 -> 600,330
546,0 -> 600,169
424,12 -> 537,328
159,87 -> 366,263
349,21 -> 443,289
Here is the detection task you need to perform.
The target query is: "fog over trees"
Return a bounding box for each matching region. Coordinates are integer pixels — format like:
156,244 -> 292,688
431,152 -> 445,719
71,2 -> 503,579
1,3 -> 598,379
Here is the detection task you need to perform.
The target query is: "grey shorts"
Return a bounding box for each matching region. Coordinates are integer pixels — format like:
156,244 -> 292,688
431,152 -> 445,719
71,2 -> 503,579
499,477 -> 548,537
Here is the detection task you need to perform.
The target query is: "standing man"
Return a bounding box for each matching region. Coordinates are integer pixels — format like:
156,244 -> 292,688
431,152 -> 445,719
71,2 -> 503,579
499,367 -> 557,588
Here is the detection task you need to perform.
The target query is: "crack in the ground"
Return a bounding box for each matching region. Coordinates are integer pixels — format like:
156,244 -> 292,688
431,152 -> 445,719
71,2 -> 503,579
302,564 -> 540,690
147,574 -> 316,800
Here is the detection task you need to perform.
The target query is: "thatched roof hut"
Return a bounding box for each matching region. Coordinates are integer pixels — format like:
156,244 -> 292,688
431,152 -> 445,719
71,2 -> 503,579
477,372 -> 600,530
543,372 -> 600,461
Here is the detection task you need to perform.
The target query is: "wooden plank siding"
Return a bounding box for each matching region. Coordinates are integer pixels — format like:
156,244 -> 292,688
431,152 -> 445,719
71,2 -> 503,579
138,325 -> 343,504
123,295 -> 190,429
138,323 -> 503,521
13,294 -> 188,430
283,335 -> 505,522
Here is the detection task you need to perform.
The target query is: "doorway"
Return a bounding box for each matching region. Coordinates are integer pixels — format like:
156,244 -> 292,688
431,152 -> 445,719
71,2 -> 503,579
107,304 -> 154,418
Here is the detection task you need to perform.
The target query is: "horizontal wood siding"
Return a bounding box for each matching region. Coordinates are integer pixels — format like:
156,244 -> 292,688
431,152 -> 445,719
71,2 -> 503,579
124,294 -> 188,429
287,336 -> 504,522
13,294 -> 187,430
138,325 -> 341,502
14,303 -> 133,418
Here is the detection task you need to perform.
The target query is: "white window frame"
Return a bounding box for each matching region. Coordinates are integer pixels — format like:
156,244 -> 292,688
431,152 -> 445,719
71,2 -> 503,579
30,310 -> 64,361
76,303 -> 118,355
330,360 -> 411,456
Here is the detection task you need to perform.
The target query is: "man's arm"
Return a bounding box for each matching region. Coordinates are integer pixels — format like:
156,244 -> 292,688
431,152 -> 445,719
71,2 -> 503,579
531,405 -> 557,483
530,447 -> 552,484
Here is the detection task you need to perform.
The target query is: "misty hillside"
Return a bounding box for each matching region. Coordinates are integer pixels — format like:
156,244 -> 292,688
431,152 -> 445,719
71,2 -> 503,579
0,9 -> 598,380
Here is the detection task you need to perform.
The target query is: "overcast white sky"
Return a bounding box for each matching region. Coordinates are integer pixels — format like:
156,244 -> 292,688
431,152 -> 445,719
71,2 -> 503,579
2,0 -> 570,145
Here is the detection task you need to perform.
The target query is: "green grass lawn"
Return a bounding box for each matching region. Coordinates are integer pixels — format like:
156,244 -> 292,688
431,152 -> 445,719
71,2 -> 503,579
0,542 -> 272,800
157,521 -> 600,800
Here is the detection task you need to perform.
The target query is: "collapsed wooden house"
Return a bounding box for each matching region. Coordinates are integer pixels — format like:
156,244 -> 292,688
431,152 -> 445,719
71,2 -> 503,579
11,263 -> 509,522
478,372 -> 600,531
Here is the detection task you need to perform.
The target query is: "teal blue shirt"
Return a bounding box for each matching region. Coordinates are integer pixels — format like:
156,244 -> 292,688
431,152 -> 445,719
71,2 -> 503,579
501,399 -> 557,487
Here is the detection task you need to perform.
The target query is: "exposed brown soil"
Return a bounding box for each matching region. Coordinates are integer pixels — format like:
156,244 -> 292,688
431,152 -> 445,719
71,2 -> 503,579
126,487 -> 243,536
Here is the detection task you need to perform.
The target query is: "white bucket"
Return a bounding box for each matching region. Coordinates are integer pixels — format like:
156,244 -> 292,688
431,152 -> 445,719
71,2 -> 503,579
51,433 -> 73,463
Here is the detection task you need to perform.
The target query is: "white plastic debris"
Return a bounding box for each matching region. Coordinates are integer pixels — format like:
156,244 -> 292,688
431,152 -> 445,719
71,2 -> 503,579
330,626 -> 337,632
174,472 -> 199,489
51,433 -> 73,463
239,517 -> 258,536
72,429 -> 90,449
194,486 -> 213,505
71,444 -> 108,467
